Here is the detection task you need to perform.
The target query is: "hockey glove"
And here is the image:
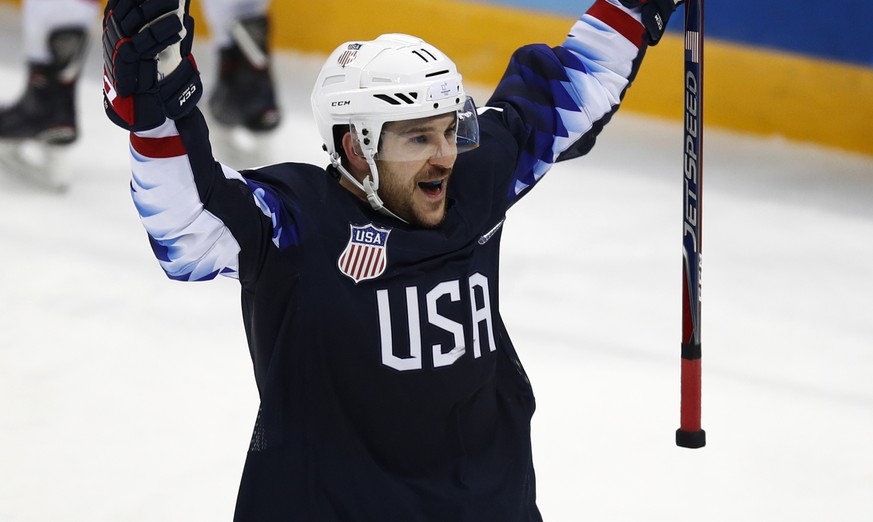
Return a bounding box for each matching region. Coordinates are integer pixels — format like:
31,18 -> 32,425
618,0 -> 684,45
102,0 -> 202,131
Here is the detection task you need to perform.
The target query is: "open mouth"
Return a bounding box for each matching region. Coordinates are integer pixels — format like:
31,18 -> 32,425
418,179 -> 445,197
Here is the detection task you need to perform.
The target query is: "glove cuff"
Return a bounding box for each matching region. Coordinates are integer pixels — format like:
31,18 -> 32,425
159,55 -> 202,120
640,0 -> 680,45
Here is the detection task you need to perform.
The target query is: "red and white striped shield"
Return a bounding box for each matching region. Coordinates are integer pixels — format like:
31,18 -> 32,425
337,43 -> 362,68
337,223 -> 391,283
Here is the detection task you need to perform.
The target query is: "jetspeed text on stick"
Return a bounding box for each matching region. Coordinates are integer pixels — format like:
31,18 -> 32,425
683,71 -> 699,252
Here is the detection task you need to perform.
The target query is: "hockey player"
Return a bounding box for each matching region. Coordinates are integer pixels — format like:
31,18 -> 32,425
0,0 -> 94,189
205,0 -> 280,132
102,0 -> 682,519
0,0 -> 280,190
201,0 -> 281,162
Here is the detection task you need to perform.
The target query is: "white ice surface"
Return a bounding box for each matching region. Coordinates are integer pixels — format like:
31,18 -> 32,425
1,5 -> 872,521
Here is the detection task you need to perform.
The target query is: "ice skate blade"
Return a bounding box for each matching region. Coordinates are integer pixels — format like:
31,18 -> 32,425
0,140 -> 70,192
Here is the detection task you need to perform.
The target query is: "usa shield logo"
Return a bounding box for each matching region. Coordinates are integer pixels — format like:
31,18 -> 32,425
337,43 -> 362,68
338,223 -> 391,283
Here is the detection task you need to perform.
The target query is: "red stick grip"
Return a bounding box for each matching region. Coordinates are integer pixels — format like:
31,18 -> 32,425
676,358 -> 705,448
679,358 -> 702,432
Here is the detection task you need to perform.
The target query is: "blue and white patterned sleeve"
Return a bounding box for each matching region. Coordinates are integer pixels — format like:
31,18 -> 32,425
485,0 -> 648,203
128,109 -> 298,282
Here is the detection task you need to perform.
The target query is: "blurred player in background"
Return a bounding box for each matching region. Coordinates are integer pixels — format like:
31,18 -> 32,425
0,0 -> 280,189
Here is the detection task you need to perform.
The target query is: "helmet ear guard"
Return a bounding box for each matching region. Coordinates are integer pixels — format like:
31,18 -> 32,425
310,34 -> 479,219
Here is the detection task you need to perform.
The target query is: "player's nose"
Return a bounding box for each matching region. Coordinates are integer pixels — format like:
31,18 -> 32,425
428,137 -> 457,168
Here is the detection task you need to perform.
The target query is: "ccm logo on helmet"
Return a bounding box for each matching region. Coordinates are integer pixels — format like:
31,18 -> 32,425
332,100 -> 352,107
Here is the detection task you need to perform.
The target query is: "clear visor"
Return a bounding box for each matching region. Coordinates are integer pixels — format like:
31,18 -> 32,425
352,97 -> 480,163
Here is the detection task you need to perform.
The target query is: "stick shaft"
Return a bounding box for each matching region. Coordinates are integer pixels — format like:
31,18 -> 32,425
677,0 -> 706,449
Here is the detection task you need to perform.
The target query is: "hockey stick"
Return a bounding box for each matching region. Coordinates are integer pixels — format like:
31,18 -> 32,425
676,0 -> 706,449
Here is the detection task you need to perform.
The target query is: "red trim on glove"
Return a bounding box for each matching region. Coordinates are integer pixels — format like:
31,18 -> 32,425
186,54 -> 200,73
104,70 -> 136,126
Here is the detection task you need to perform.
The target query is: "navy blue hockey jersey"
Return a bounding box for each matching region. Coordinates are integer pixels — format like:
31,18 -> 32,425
125,1 -> 650,520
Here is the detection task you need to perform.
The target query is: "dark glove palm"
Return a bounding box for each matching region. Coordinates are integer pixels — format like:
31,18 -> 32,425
103,0 -> 202,131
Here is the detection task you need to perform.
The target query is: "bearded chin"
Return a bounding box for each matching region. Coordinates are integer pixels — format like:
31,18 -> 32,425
419,203 -> 448,229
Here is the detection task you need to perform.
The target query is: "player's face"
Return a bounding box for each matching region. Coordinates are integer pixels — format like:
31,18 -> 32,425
376,113 -> 458,228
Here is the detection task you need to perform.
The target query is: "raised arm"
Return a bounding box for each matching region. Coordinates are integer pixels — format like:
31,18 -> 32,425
486,0 -> 681,203
102,0 -> 292,282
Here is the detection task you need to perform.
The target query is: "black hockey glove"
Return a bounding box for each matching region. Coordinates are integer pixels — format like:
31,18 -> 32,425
618,0 -> 684,45
102,0 -> 202,131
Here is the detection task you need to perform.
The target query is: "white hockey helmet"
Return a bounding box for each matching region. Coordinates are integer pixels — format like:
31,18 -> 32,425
310,34 -> 479,218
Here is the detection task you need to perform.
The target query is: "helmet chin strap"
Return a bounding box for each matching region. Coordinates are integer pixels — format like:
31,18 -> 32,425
329,151 -> 408,224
